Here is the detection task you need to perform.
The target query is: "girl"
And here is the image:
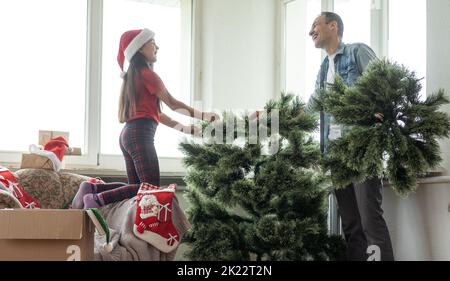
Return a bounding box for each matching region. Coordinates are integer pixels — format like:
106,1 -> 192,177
72,28 -> 218,209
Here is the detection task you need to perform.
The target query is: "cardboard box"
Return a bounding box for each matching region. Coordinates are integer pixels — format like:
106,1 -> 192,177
65,147 -> 82,156
20,153 -> 54,170
38,130 -> 82,156
0,209 -> 94,261
38,130 -> 70,146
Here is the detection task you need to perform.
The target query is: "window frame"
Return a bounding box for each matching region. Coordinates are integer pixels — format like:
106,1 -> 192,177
0,0 -> 193,176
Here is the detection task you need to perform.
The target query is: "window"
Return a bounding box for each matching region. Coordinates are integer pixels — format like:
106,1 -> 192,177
388,0 -> 427,99
0,0 -> 87,152
283,0 -> 427,99
284,0 -> 322,104
281,0 -> 428,235
283,0 -> 372,104
0,0 -> 192,172
334,0 -> 371,46
101,0 -> 190,158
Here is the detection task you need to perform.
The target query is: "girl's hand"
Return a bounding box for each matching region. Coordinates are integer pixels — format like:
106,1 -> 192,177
202,112 -> 220,122
183,125 -> 201,135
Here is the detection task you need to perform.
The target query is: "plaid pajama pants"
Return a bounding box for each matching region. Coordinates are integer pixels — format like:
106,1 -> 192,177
99,118 -> 160,205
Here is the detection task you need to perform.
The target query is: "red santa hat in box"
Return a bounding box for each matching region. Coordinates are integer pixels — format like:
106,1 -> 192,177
29,137 -> 69,172
117,28 -> 155,75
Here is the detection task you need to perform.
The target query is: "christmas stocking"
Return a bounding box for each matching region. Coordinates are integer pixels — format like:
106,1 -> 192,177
133,183 -> 179,253
0,166 -> 41,209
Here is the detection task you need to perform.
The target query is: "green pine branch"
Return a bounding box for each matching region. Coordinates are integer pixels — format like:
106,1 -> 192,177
317,59 -> 450,195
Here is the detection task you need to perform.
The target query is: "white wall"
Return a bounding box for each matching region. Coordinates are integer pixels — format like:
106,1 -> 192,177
195,0 -> 279,111
382,180 -> 450,261
428,0 -> 450,175
380,0 -> 450,261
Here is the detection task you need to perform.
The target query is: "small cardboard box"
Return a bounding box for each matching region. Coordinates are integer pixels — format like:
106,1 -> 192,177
0,209 -> 94,261
65,147 -> 82,156
37,130 -> 82,156
38,130 -> 70,146
20,153 -> 54,170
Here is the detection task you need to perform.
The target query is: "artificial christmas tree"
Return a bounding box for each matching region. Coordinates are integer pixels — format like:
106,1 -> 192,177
311,59 -> 450,195
180,94 -> 345,261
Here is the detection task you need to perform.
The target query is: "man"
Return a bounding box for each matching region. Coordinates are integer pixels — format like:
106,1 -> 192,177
308,12 -> 394,261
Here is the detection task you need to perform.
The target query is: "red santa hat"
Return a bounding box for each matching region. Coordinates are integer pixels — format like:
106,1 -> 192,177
29,137 -> 69,172
117,28 -> 155,73
43,137 -> 69,162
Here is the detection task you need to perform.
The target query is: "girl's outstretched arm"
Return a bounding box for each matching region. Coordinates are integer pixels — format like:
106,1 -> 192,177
160,113 -> 199,135
156,89 -> 219,122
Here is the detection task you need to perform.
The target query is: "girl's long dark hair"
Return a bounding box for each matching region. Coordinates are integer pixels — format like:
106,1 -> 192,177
118,52 -> 161,123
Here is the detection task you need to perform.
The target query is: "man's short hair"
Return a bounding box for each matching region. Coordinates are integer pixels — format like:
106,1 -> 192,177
321,12 -> 344,39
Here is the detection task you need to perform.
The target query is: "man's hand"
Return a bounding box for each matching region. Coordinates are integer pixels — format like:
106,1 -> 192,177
374,113 -> 384,122
202,112 -> 220,122
249,110 -> 264,121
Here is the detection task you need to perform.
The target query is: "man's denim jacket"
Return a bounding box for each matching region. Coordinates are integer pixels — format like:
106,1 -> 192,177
308,42 -> 377,153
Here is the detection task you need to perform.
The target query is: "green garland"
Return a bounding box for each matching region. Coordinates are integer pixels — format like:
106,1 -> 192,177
313,59 -> 450,195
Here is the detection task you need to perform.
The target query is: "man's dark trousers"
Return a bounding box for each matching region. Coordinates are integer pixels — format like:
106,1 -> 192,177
334,177 -> 395,261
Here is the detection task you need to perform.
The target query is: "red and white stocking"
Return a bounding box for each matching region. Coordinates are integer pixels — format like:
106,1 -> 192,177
133,183 -> 179,253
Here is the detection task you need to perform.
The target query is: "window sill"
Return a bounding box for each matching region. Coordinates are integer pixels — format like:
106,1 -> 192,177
6,166 -> 187,187
66,168 -> 186,186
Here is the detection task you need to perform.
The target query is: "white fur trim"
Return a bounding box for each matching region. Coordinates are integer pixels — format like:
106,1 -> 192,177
139,189 -> 175,195
133,225 -> 178,253
29,144 -> 62,172
124,28 -> 155,62
103,243 -> 114,253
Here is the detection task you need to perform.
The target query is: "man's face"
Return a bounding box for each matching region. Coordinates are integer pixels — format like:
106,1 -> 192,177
309,15 -> 336,49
